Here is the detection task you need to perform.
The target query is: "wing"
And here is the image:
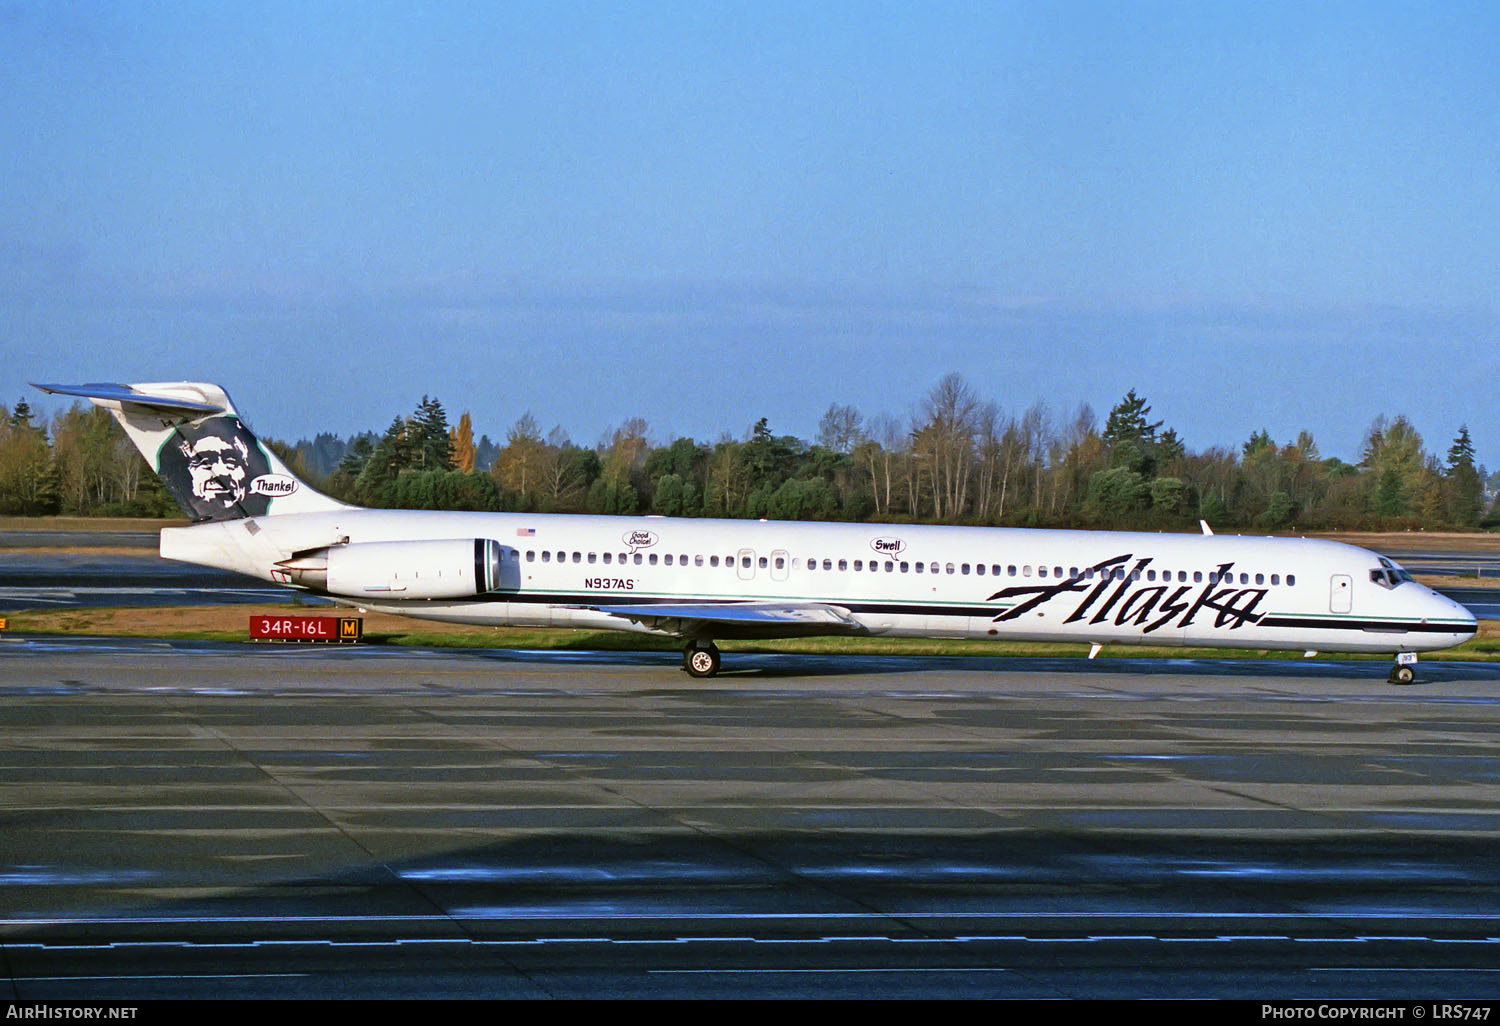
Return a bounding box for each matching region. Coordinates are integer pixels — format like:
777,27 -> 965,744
574,600 -> 869,640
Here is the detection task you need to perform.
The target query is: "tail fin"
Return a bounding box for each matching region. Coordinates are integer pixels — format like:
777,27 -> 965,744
34,381 -> 351,522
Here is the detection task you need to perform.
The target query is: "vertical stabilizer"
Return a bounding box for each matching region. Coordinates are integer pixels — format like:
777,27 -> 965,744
33,381 -> 350,522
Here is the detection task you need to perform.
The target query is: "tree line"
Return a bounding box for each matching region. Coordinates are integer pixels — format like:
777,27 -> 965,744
2,375 -> 1494,532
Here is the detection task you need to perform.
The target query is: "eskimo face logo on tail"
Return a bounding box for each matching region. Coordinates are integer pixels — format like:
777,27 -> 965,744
987,553 -> 1268,634
156,416 -> 275,520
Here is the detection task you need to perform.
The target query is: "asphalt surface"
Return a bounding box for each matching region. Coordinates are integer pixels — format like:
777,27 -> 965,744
0,553 -> 323,612
4,527 -> 1500,999
2,638 -> 1500,999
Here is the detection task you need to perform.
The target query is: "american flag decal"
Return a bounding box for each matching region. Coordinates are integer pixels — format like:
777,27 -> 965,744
516,527 -> 536,537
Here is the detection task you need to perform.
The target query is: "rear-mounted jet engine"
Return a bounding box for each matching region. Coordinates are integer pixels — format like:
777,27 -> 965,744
275,538 -> 502,599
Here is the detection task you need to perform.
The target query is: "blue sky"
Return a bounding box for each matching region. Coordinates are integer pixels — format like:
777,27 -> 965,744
3,1 -> 1496,466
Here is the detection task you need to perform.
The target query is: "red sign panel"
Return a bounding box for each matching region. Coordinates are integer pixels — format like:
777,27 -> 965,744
249,615 -> 362,642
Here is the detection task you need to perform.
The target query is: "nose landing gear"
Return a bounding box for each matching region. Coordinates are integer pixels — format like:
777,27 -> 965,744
1388,653 -> 1417,685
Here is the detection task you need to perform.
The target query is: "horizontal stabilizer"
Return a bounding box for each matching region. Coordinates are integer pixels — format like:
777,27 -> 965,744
33,382 -> 228,416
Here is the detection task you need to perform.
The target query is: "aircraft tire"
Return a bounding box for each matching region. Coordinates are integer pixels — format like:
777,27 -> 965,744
684,644 -> 721,679
1389,664 -> 1417,685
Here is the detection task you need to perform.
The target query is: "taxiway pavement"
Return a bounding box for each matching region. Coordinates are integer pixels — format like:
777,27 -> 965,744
2,638 -> 1499,999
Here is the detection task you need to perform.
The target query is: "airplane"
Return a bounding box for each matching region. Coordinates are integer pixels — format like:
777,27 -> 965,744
34,381 -> 1478,683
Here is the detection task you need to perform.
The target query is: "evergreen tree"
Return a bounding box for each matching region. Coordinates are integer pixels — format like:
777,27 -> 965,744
354,417 -> 415,504
1445,425 -> 1483,527
412,396 -> 454,472
1102,390 -> 1165,476
1102,390 -> 1161,448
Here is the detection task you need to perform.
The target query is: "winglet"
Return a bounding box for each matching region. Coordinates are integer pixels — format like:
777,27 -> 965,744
1199,519 -> 1214,536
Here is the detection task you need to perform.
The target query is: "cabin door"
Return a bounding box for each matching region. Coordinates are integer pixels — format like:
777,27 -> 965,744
1330,574 -> 1353,614
737,547 -> 756,582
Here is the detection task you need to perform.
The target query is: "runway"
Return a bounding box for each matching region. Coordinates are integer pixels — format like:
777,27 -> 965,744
2,638 -> 1499,998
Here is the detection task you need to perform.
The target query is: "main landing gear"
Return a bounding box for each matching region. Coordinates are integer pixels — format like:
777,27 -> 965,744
683,642 -> 722,679
1388,653 -> 1418,685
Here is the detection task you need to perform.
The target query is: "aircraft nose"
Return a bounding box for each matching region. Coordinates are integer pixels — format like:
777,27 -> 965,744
1432,588 -> 1478,639
1459,602 -> 1479,637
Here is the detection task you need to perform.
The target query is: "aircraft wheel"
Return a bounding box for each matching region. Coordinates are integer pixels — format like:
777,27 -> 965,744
1389,664 -> 1416,685
684,644 -> 721,679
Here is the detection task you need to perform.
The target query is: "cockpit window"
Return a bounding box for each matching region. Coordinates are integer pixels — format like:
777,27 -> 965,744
1369,566 -> 1414,589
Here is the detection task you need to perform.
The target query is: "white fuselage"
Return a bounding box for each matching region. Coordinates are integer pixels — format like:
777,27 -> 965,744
160,509 -> 1477,656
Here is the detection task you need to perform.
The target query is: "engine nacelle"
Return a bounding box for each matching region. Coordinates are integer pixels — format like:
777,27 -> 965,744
278,539 -> 502,599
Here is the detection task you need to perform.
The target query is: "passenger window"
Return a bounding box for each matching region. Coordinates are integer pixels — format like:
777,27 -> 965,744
884,561 -> 893,572
1288,574 -> 1296,586
1008,565 -> 1018,576
1022,566 -> 1031,577
1271,574 -> 1279,585
1193,571 -> 1202,583
588,552 -> 597,564
1255,573 -> 1264,585
854,560 -> 863,571
634,553 -> 643,565
526,550 -> 535,562
710,555 -> 719,567
664,554 -> 673,566
992,565 -> 1001,576
758,557 -> 767,569
915,562 -> 924,573
947,563 -> 956,575
649,554 -> 659,565
775,557 -> 785,570
976,564 -> 985,576
838,559 -> 848,571
695,555 -> 704,567
541,551 -> 551,563
1038,566 -> 1048,578
740,556 -> 751,568
961,563 -> 970,575
900,562 -> 909,573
